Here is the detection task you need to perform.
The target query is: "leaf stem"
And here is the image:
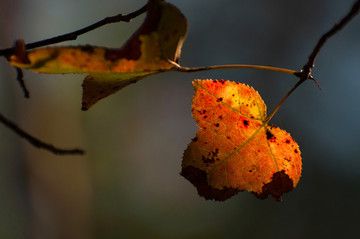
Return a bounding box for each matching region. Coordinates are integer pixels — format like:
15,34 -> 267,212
175,64 -> 298,76
264,79 -> 303,125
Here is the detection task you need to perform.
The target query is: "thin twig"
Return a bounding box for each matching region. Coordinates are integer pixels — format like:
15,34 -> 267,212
300,0 -> 360,80
264,79 -> 303,125
0,3 -> 148,57
0,112 -> 84,155
15,67 -> 30,98
264,0 -> 360,124
0,3 -> 147,155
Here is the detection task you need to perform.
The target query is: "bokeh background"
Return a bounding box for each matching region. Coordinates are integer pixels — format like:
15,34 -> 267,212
1,0 -> 360,238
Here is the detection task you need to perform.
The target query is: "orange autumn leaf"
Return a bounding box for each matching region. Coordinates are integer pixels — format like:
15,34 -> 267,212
9,0 -> 188,110
182,80 -> 302,201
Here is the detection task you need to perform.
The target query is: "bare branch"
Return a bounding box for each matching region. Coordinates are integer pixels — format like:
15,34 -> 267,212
0,3 -> 148,155
267,0 -> 360,125
300,0 -> 360,81
0,113 -> 84,155
0,3 -> 148,57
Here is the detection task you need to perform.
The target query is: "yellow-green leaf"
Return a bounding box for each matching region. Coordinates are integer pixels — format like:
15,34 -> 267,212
9,0 -> 188,110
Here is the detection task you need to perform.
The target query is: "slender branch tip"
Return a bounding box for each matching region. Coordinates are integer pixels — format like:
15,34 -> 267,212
0,3 -> 147,57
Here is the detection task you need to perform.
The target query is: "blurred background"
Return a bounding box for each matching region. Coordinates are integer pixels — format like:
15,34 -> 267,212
1,0 -> 360,238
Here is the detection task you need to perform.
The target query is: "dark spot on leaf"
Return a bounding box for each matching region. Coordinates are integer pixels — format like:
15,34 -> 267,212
285,139 -> 290,144
214,123 -> 220,127
249,169 -> 253,173
197,109 -> 206,115
266,130 -> 275,140
243,120 -> 249,127
203,115 -> 208,119
80,45 -> 95,54
201,156 -> 214,164
201,149 -> 220,164
112,86 -> 120,91
163,34 -> 170,42
294,149 -> 298,154
255,170 -> 294,201
134,2 -> 161,34
217,97 -> 223,102
173,29 -> 179,35
105,37 -> 141,61
219,115 -> 223,120
180,166 -> 239,201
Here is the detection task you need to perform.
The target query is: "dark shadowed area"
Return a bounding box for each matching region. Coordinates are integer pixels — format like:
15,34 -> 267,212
1,0 -> 360,238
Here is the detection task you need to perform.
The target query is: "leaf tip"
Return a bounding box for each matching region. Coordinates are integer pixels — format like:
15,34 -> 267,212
81,75 -> 141,110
